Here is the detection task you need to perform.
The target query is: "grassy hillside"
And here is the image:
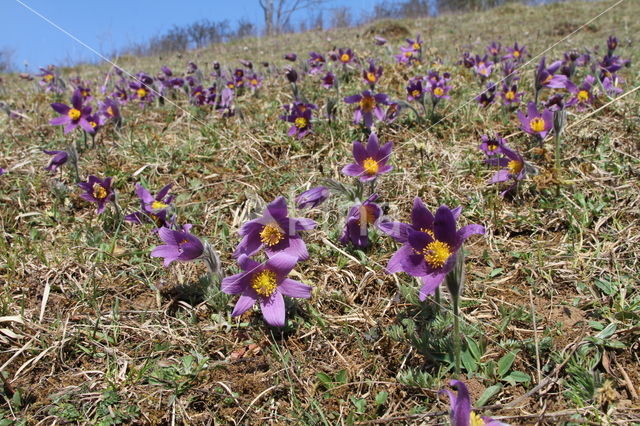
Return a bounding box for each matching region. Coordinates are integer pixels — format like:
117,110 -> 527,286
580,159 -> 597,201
0,0 -> 639,424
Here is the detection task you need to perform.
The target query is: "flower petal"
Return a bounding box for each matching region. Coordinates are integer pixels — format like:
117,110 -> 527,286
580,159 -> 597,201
260,291 -> 285,326
278,278 -> 312,298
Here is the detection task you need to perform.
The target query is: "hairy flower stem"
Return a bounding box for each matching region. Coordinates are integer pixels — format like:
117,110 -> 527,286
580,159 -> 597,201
554,131 -> 562,196
452,293 -> 462,378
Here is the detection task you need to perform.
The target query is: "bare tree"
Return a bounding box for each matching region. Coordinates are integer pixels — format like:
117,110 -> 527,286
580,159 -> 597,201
329,7 -> 351,29
258,0 -> 328,35
0,48 -> 14,73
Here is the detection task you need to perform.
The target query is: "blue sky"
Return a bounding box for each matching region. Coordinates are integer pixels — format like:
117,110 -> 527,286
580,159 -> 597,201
1,0 -> 371,71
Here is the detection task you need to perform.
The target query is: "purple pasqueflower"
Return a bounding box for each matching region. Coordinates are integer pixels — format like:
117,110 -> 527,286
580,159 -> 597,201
406,78 -> 425,102
296,186 -> 330,209
500,83 -> 523,106
234,196 -> 316,260
343,90 -> 389,128
473,55 -> 494,80
43,150 -> 68,172
125,183 -> 175,227
150,226 -> 204,267
112,86 -> 129,104
501,60 -> 520,86
487,144 -> 527,197
374,36 -> 387,46
479,134 -> 506,156
443,380 -> 508,426
221,253 -> 311,327
598,54 -> 629,81
341,133 -> 393,182
602,74 -> 623,96
321,71 -> 335,89
378,197 -> 461,245
285,67 -> 298,84
535,57 -> 575,92
191,86 -> 207,105
362,60 -> 383,88
86,114 -> 104,134
247,74 -> 263,89
49,89 -> 94,134
475,83 -> 496,107
76,86 -> 92,101
606,35 -> 618,56
567,75 -> 596,110
280,102 -> 316,139
384,203 -> 484,300
339,194 -> 382,249
308,52 -> 326,74
406,35 -> 423,52
486,41 -> 502,61
429,81 -> 451,105
518,102 -> 553,139
284,53 -> 297,61
503,42 -> 527,62
78,175 -> 115,214
460,52 -> 475,68
338,48 -> 355,64
99,98 -> 121,122
129,80 -> 154,105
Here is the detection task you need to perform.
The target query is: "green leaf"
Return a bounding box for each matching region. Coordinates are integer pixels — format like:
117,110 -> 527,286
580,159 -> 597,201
497,350 -> 519,378
316,372 -> 333,389
489,268 -> 504,278
476,384 -> 502,407
503,371 -> 531,385
335,369 -> 348,385
596,323 -> 617,339
375,391 -> 389,406
466,337 -> 482,360
461,349 -> 477,373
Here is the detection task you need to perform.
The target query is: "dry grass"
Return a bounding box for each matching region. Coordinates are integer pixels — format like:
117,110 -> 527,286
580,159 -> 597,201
1,0 -> 639,424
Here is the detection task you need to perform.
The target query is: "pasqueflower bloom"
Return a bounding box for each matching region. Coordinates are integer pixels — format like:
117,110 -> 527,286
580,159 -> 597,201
473,55 -> 494,80
486,41 -> 502,61
535,57 -> 575,92
341,133 -> 393,182
374,36 -> 387,46
567,75 -> 595,110
383,102 -> 401,123
280,102 -> 315,138
339,194 -> 382,249
443,380 -> 508,426
406,35 -> 423,52
607,35 -> 618,56
475,83 -> 496,107
129,81 -> 154,105
479,134 -> 506,156
234,196 -> 316,260
406,78 -> 425,102
78,175 -> 115,214
362,60 -> 383,88
343,90 -> 389,128
247,74 -> 263,89
602,74 -> 623,96
499,83 -> 523,106
395,47 -> 417,65
50,89 -> 94,134
503,42 -> 527,61
308,52 -> 325,74
296,186 -> 330,209
384,203 -> 484,299
99,98 -> 121,123
43,150 -> 68,172
284,53 -> 297,61
125,183 -> 175,228
487,144 -> 527,197
151,225 -> 204,267
517,102 -> 553,139
337,48 -> 355,65
321,71 -> 335,89
221,253 -> 311,327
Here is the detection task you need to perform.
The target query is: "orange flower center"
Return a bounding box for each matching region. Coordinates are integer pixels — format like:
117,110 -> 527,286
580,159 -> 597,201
508,160 -> 523,175
577,90 -> 589,102
412,42 -> 421,50
421,240 -> 452,268
44,74 -> 54,82
106,106 -> 114,117
260,223 -> 285,246
411,89 -> 421,98
360,96 -> 376,112
363,158 -> 379,175
366,72 -> 376,83
505,90 -> 515,100
136,88 -> 147,98
340,53 -> 350,63
513,50 -> 521,58
530,117 -> 546,133
68,108 -> 81,120
92,184 -> 108,200
433,87 -> 444,97
251,269 -> 278,297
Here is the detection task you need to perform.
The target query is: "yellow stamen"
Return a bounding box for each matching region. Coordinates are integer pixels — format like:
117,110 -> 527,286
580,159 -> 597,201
470,412 -> 486,426
543,75 -> 553,84
513,50 -> 520,58
340,53 -> 350,63
81,90 -> 89,97
366,72 -> 376,83
251,79 -> 258,86
68,108 -> 81,121
227,83 -> 235,89
106,106 -> 114,117
505,90 -> 515,100
421,240 -> 452,268
363,157 -> 379,175
577,90 -> 589,102
433,87 -> 444,97
151,200 -> 168,210
136,88 -> 147,98
412,42 -> 420,50
359,96 -> 376,112
92,184 -> 108,200
508,160 -> 523,175
404,51 -> 413,58
419,228 -> 435,238
294,117 -> 307,128
488,142 -> 498,151
90,121 -> 97,128
251,269 -> 278,297
44,74 -> 54,82
530,117 -> 546,133
260,223 -> 285,246
411,89 -> 421,98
